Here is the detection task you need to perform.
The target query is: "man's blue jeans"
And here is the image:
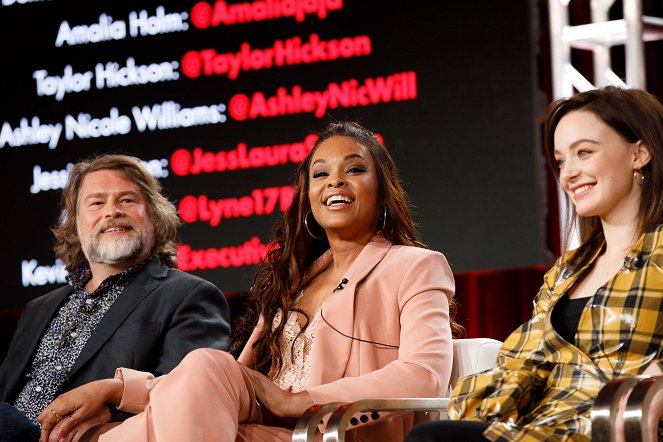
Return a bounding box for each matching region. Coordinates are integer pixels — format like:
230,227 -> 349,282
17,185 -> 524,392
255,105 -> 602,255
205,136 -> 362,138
0,401 -> 40,442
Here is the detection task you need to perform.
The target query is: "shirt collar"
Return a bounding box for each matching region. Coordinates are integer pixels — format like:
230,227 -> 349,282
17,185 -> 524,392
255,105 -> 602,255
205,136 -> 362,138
66,256 -> 153,295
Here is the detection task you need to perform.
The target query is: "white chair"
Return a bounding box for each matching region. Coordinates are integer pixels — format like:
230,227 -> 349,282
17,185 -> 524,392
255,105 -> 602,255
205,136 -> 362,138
292,337 -> 503,442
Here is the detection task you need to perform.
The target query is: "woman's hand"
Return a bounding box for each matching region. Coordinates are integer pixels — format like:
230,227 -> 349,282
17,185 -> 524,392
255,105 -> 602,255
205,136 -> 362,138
37,378 -> 123,442
46,407 -> 111,442
240,366 -> 313,417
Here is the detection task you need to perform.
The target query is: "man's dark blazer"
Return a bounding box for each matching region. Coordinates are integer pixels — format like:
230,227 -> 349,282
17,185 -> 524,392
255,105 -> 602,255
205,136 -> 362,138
0,257 -> 231,405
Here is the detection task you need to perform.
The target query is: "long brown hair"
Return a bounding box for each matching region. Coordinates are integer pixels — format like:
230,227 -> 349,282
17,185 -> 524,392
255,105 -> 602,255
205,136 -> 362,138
543,86 -> 663,267
231,121 -> 464,372
52,154 -> 181,269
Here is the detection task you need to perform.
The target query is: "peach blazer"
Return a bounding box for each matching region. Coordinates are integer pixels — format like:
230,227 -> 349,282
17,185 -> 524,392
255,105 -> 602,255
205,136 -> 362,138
239,235 -> 455,441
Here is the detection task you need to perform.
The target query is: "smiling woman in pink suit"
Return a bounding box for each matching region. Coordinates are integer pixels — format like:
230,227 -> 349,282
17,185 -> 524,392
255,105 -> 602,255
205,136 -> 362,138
37,121 -> 462,442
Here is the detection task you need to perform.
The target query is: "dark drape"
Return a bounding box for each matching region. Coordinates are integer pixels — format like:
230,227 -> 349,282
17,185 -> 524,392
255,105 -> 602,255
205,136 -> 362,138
454,266 -> 549,342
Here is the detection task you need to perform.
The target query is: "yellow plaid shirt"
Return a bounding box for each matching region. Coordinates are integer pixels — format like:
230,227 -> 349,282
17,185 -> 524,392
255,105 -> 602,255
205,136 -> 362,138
449,224 -> 663,441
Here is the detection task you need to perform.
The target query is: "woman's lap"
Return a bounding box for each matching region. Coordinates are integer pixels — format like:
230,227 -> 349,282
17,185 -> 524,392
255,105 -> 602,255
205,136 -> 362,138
405,420 -> 491,442
101,348 -> 261,441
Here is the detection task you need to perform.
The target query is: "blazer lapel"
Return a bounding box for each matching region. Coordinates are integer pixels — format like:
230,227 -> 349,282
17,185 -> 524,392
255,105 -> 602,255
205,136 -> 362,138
309,236 -> 392,386
3,286 -> 72,400
68,258 -> 167,376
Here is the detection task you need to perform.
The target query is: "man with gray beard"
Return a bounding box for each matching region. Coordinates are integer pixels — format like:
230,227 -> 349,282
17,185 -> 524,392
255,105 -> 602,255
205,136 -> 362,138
0,155 -> 230,441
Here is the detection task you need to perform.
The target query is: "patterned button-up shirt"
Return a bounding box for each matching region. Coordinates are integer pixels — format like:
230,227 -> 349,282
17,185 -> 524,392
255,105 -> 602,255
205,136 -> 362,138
449,224 -> 663,442
14,258 -> 149,422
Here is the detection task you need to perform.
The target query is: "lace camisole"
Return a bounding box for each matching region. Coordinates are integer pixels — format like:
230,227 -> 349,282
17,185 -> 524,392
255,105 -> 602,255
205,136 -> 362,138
270,292 -> 319,393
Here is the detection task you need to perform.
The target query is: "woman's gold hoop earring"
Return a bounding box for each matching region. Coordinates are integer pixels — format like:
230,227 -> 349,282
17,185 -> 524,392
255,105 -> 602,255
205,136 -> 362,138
304,210 -> 323,239
634,169 -> 645,186
381,206 -> 387,232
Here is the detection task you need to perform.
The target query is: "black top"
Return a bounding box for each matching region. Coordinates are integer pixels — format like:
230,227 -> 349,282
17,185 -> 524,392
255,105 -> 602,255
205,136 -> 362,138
551,295 -> 591,344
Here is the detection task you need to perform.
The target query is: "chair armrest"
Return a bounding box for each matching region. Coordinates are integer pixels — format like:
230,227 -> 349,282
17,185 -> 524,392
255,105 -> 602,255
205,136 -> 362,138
591,376 -> 642,442
623,376 -> 663,442
292,338 -> 500,442
324,398 -> 449,442
590,375 -> 663,442
292,402 -> 345,442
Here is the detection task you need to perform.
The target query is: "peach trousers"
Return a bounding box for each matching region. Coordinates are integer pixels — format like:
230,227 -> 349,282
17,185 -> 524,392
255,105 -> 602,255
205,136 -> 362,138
100,348 -> 297,442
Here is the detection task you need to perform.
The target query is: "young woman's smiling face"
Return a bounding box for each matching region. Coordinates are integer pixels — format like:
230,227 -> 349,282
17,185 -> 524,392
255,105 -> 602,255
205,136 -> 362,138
554,109 -> 650,223
308,135 -> 379,239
